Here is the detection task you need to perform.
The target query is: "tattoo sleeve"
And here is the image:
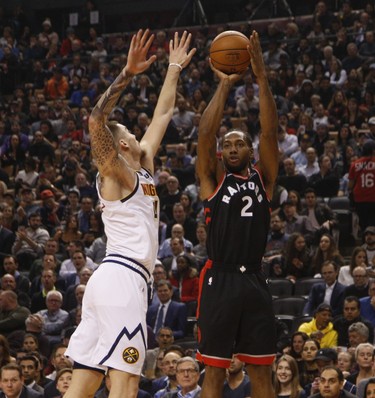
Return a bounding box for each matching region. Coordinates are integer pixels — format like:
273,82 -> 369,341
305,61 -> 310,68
89,71 -> 134,170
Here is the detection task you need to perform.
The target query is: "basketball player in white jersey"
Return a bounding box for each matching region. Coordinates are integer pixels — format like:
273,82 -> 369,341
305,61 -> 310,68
64,30 -> 195,398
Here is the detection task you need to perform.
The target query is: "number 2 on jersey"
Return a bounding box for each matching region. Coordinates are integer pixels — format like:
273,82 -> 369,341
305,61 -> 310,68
241,196 -> 253,217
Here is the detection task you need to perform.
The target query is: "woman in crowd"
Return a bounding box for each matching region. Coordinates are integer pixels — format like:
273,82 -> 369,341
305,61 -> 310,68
337,124 -> 356,156
285,233 -> 312,281
54,368 -> 73,398
54,214 -> 82,246
274,354 -> 307,398
347,343 -> 375,386
312,233 -> 344,276
338,247 -> 368,285
23,333 -> 39,353
169,253 -> 199,315
283,331 -> 309,363
337,350 -> 355,379
0,335 -> 15,367
298,339 -> 320,391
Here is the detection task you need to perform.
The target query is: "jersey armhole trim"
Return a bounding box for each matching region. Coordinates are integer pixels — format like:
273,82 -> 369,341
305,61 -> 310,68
253,166 -> 271,203
120,173 -> 139,203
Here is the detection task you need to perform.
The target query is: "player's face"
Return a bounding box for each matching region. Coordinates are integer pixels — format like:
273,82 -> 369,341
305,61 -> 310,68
221,132 -> 252,174
276,360 -> 292,384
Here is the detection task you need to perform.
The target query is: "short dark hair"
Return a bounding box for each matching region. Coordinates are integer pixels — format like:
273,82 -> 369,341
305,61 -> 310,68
344,296 -> 360,309
304,187 -> 316,197
320,365 -> 344,382
19,355 -> 39,368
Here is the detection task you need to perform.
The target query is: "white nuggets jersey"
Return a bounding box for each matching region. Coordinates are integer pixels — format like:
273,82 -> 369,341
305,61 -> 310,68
96,168 -> 159,273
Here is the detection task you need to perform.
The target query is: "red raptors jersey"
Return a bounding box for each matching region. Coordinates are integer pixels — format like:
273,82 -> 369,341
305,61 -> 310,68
203,167 -> 270,271
349,156 -> 375,202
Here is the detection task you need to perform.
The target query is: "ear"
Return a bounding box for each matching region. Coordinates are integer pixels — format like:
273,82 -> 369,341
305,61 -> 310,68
119,139 -> 129,150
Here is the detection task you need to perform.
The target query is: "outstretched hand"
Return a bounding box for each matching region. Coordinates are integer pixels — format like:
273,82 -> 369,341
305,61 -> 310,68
169,31 -> 196,69
124,29 -> 157,75
208,59 -> 244,85
247,30 -> 266,79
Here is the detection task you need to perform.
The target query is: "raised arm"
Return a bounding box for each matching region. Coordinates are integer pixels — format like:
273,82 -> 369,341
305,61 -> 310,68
196,66 -> 242,200
140,31 -> 196,172
88,29 -> 156,177
248,31 -> 279,197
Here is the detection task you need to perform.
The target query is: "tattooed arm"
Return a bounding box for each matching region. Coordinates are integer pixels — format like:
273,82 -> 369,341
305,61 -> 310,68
88,29 -> 156,180
140,31 -> 196,173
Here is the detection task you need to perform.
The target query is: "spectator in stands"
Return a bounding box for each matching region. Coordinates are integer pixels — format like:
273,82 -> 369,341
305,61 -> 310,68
344,266 -> 370,299
342,42 -> 363,73
298,339 -> 320,390
360,280 -> 375,327
284,233 -> 312,281
305,260 -> 346,317
312,234 -> 344,276
30,269 -> 59,313
334,296 -> 374,348
158,223 -> 193,260
152,349 -> 184,398
37,290 -> 69,345
301,187 -> 338,242
362,226 -> 375,265
339,247 -> 368,286
278,158 -> 307,196
166,202 -> 197,246
0,290 -> 30,336
12,213 -> 50,271
348,140 -> 375,233
291,134 -> 312,169
309,155 -> 340,198
146,280 -> 187,340
299,147 -> 320,179
346,343 -> 374,386
281,199 -> 313,237
19,354 -> 45,394
45,67 -> 69,100
2,255 -> 30,294
172,97 -> 195,138
143,326 -> 174,380
299,303 -> 337,348
312,123 -> 330,158
160,175 -> 182,222
278,125 -> 299,160
273,354 -> 304,398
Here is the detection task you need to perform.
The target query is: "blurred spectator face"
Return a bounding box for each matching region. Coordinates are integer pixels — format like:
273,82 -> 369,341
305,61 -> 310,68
157,283 -> 173,304
318,368 -> 342,398
352,267 -> 368,288
306,148 -> 316,163
321,263 -> 338,286
56,370 -> 72,395
42,254 -> 57,270
46,292 -> 62,312
343,300 -> 360,321
161,352 -> 181,378
0,369 -> 23,398
41,270 -> 56,290
172,205 -> 185,223
157,327 -> 174,348
175,360 -> 200,393
196,226 -> 207,242
153,266 -> 167,283
305,191 -> 317,208
52,347 -> 71,370
79,268 -> 93,284
75,285 -> 85,304
270,216 -> 283,232
3,257 -> 17,274
72,252 -> 86,272
1,274 -> 16,291
171,224 -> 184,239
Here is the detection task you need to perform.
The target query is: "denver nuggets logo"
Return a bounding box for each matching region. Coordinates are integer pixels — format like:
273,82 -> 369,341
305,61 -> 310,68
122,347 -> 139,364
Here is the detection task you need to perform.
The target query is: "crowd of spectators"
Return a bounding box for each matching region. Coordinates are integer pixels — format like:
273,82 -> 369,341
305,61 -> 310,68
0,0 -> 374,397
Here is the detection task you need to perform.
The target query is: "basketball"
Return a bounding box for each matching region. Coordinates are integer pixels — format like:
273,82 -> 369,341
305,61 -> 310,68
210,31 -> 251,74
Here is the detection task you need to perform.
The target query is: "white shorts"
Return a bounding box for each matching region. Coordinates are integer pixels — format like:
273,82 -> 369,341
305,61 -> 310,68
65,255 -> 150,375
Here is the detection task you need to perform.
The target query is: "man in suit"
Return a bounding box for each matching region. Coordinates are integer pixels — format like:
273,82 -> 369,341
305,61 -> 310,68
146,280 -> 187,340
2,255 -> 30,294
19,355 -> 44,394
0,363 -> 43,398
303,260 -> 346,317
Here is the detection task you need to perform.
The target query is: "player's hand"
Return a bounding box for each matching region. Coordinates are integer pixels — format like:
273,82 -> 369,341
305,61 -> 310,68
247,30 -> 266,80
124,29 -> 157,76
209,59 -> 244,85
169,31 -> 196,69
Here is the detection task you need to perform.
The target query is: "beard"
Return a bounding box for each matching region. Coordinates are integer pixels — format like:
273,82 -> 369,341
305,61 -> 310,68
222,157 -> 249,174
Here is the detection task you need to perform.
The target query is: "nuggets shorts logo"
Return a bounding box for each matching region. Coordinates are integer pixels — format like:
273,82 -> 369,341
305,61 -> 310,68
122,347 -> 139,364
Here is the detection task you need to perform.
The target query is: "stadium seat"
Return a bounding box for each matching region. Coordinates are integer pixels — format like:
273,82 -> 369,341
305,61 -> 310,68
272,297 -> 307,317
328,196 -> 350,210
268,278 -> 294,298
294,277 -> 324,298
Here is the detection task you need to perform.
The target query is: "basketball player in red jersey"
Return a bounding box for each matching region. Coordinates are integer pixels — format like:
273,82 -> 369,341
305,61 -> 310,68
196,31 -> 279,398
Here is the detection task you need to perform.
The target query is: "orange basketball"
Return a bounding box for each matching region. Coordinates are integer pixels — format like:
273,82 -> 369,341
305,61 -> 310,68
210,31 -> 251,74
